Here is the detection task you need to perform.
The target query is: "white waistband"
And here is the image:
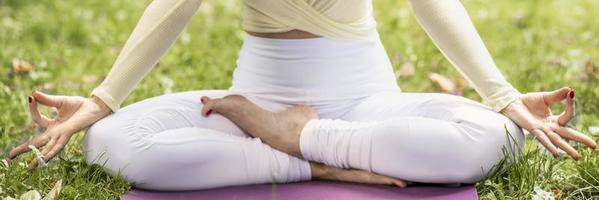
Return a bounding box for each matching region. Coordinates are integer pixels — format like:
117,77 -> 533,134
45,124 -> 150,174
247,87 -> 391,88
230,33 -> 400,103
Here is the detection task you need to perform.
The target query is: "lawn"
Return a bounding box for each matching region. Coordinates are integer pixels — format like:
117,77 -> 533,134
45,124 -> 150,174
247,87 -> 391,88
1,0 -> 598,199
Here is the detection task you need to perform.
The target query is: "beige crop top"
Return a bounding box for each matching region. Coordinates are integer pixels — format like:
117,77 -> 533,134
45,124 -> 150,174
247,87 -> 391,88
91,0 -> 521,112
242,0 -> 377,40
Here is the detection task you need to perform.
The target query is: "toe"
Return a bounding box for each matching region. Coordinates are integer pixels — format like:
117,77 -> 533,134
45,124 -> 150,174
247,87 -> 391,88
393,179 -> 407,188
200,96 -> 211,104
200,96 -> 215,117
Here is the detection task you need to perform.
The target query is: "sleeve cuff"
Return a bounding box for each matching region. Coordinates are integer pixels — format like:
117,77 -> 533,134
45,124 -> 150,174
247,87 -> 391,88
90,88 -> 121,112
485,90 -> 522,112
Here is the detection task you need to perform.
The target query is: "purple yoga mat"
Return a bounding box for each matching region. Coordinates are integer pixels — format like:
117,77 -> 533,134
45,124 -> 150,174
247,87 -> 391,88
122,181 -> 477,200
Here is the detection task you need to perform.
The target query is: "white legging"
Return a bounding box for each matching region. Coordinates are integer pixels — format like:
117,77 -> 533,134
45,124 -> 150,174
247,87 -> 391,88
82,34 -> 525,190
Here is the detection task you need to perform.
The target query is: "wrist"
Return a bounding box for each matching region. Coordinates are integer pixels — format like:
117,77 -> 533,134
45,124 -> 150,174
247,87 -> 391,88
90,95 -> 113,115
500,98 -> 520,115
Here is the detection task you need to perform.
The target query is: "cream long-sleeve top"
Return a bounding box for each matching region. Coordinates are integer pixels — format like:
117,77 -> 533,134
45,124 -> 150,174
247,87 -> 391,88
91,0 -> 522,112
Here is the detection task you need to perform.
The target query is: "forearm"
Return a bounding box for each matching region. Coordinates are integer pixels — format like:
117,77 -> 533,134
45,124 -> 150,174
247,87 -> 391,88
92,0 -> 202,112
408,0 -> 521,112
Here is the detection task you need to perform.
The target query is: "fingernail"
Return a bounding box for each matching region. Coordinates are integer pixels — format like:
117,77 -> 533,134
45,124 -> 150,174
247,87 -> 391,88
206,109 -> 212,116
569,90 -> 575,98
28,96 -> 33,103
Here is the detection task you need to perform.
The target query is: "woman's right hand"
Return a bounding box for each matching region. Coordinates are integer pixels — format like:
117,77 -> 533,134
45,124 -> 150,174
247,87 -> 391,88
6,91 -> 112,171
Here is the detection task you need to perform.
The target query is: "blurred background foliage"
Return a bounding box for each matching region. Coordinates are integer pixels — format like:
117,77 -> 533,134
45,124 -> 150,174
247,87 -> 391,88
0,0 -> 597,199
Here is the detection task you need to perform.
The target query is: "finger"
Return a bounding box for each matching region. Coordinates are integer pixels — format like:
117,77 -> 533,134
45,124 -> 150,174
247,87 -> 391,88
8,135 -> 50,159
531,129 -> 559,157
28,96 -> 52,127
32,90 -> 62,107
8,143 -> 33,160
557,90 -> 575,126
555,127 -> 597,149
27,137 -> 56,170
29,134 -> 51,147
27,159 -> 37,171
43,135 -> 70,164
40,138 -> 57,159
26,136 -> 53,170
542,87 -> 571,105
26,157 -> 45,171
546,130 -> 580,160
200,96 -> 215,117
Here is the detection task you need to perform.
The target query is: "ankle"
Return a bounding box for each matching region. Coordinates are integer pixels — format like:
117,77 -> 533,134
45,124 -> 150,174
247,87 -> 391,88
309,162 -> 329,179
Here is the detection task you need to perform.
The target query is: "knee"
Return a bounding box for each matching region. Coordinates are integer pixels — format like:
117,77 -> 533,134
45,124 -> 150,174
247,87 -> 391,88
83,116 -> 116,165
481,112 -> 525,158
82,115 -> 139,179
83,114 -> 184,186
459,112 -> 525,182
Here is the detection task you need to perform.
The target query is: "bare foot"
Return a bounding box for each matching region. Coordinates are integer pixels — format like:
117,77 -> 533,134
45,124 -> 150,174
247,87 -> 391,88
200,95 -> 317,158
310,162 -> 407,188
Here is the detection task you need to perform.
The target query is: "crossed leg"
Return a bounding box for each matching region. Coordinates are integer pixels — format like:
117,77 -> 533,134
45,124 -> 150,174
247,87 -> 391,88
201,91 -> 526,184
83,90 -> 404,191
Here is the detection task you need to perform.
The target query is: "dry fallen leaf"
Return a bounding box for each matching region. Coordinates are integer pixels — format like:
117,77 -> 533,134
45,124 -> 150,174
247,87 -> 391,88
455,78 -> 468,91
551,188 -> 563,200
12,58 -> 35,74
429,73 -> 455,94
71,147 -> 82,156
42,179 -> 62,200
532,186 -> 555,200
453,78 -> 469,96
19,190 -> 41,200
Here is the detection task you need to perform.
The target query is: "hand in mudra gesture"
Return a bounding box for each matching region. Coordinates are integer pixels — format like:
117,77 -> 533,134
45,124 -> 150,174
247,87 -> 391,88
502,87 -> 597,160
7,91 -> 112,170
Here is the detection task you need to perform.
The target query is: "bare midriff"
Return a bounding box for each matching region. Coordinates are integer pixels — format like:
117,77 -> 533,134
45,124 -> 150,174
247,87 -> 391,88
246,29 -> 320,39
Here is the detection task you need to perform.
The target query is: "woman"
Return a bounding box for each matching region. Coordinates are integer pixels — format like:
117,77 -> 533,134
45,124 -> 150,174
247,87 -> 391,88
7,0 -> 596,190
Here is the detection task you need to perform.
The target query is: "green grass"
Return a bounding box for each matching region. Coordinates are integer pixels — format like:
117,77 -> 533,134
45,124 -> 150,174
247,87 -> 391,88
1,0 -> 598,199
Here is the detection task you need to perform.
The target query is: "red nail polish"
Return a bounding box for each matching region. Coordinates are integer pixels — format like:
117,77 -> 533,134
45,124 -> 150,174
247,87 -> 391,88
206,109 -> 212,116
28,96 -> 32,103
569,90 -> 575,98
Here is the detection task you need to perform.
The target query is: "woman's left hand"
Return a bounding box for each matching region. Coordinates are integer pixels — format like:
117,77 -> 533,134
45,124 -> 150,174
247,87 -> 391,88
501,87 -> 597,160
